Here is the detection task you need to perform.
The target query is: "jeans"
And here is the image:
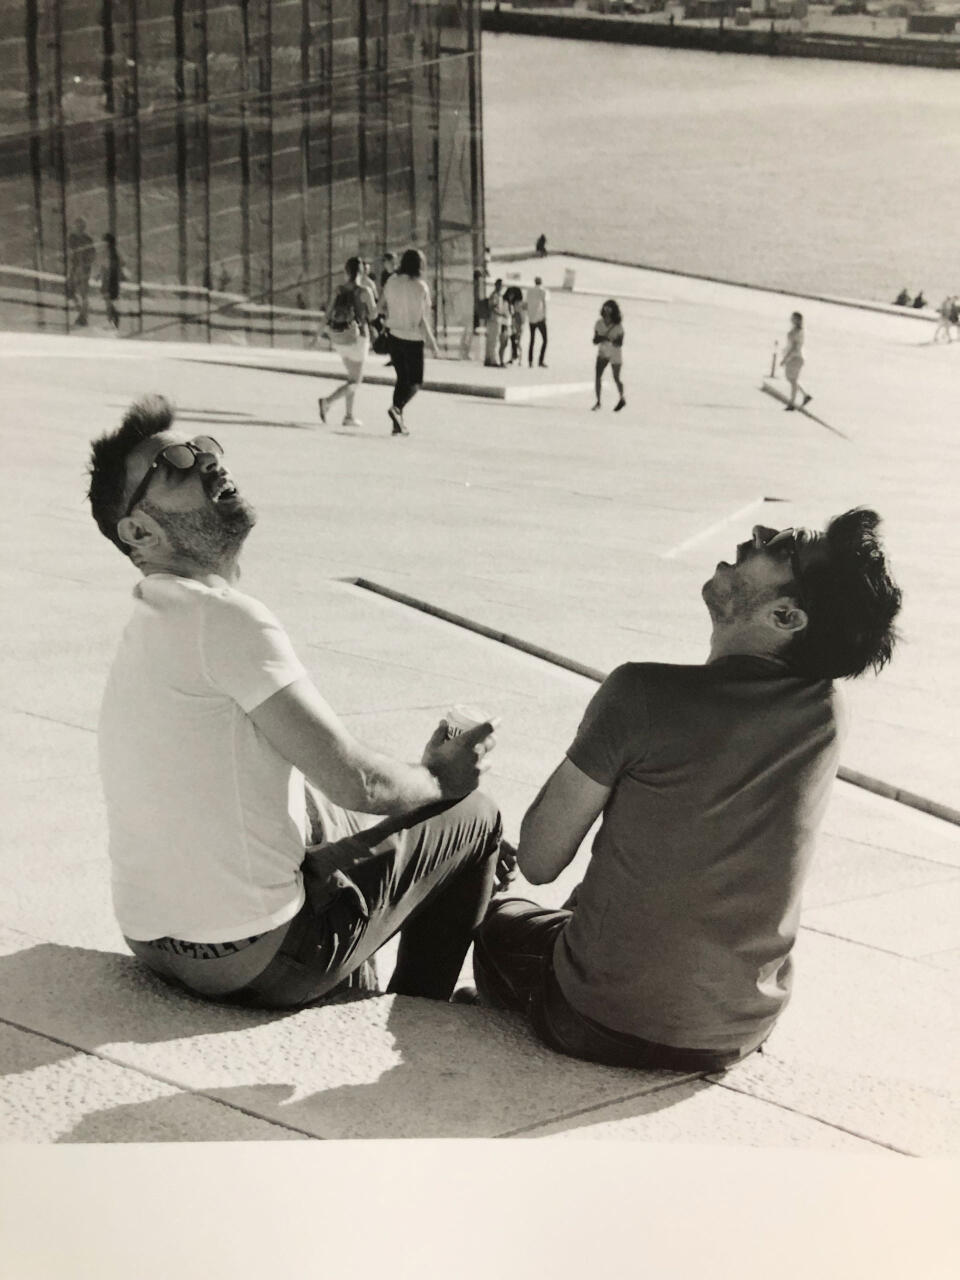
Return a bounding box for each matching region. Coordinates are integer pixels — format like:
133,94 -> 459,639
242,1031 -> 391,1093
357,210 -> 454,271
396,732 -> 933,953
528,320 -> 547,365
474,898 -> 746,1073
225,790 -> 502,1009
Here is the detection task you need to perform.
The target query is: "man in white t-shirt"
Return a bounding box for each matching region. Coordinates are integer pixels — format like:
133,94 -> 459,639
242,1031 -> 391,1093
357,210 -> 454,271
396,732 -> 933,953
525,277 -> 548,368
87,395 -> 503,1007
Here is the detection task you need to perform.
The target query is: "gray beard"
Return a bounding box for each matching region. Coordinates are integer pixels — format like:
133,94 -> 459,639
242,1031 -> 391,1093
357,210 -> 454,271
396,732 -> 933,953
141,496 -> 256,567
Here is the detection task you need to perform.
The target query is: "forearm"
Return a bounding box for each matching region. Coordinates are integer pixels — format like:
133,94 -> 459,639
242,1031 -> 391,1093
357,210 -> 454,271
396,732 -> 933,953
306,743 -> 446,816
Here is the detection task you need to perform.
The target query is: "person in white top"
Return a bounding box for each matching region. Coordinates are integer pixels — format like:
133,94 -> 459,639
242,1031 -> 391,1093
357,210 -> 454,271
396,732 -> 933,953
87,395 -> 505,1006
525,276 -> 548,368
379,247 -> 440,436
780,311 -> 812,411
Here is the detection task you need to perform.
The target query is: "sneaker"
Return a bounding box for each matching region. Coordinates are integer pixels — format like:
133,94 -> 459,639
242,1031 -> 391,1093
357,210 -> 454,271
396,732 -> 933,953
388,406 -> 408,435
451,986 -> 481,1006
784,404 -> 795,412
539,361 -> 548,368
592,401 -> 601,411
342,416 -> 362,427
318,398 -> 327,424
801,394 -> 813,408
614,397 -> 626,412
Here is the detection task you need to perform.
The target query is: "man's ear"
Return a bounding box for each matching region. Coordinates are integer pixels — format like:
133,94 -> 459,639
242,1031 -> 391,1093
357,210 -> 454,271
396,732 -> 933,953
116,513 -> 161,555
770,601 -> 808,636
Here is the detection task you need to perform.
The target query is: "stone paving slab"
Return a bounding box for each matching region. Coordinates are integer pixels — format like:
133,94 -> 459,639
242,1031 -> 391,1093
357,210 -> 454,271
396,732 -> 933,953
802,878 -> 960,958
524,1077 -> 892,1151
0,930 -> 700,1140
0,1023 -> 300,1145
712,930 -> 960,1156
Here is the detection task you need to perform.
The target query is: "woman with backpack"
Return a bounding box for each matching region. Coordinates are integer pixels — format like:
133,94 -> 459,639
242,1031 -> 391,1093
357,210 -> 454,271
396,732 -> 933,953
318,257 -> 374,427
379,248 -> 440,436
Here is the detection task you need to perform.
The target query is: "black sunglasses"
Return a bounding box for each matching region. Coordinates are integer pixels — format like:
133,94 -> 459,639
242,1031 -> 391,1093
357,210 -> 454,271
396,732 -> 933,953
759,527 -> 808,607
124,436 -> 223,519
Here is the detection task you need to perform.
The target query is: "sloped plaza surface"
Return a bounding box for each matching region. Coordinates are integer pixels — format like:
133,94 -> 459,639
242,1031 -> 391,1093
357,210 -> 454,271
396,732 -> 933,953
1,254 -> 958,1157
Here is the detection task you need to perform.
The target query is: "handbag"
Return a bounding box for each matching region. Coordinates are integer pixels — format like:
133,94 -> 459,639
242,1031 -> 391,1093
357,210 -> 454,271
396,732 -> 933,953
371,316 -> 390,354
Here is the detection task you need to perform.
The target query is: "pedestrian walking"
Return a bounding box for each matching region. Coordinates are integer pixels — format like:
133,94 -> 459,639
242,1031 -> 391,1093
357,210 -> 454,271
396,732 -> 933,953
379,247 -> 440,436
318,257 -> 373,428
779,311 -> 812,411
592,299 -> 625,412
100,233 -> 125,330
526,275 -> 548,367
66,218 -> 96,326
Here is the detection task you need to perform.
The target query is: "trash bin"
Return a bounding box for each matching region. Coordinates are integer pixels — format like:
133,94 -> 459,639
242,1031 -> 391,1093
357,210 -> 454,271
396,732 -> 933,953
562,268 -> 576,291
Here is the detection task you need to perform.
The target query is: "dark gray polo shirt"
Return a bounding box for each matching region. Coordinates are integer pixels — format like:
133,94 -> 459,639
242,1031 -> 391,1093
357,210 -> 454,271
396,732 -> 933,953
555,657 -> 844,1056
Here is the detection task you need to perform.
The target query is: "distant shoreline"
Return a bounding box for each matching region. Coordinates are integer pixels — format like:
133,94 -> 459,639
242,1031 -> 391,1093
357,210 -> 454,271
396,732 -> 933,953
481,5 -> 960,70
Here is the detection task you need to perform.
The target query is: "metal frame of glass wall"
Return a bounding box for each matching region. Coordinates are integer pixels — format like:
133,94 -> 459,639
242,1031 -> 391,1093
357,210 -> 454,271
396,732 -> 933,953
0,0 -> 485,347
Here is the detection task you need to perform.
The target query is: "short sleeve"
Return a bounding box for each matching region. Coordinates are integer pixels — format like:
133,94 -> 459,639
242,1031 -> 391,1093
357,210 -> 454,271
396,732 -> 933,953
567,664 -> 649,786
199,590 -> 307,712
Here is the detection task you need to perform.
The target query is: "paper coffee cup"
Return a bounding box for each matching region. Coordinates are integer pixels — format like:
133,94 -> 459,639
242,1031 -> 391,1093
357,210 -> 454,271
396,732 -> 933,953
444,704 -> 490,738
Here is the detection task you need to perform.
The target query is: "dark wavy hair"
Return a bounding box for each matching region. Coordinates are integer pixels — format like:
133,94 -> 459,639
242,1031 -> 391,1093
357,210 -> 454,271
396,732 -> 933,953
788,508 -> 902,680
398,248 -> 425,278
87,394 -> 175,556
602,299 -> 622,325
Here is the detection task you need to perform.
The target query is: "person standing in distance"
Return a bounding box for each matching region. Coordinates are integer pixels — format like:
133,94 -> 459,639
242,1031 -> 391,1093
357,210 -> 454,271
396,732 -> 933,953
526,276 -> 548,368
379,248 -> 440,436
592,299 -> 625,412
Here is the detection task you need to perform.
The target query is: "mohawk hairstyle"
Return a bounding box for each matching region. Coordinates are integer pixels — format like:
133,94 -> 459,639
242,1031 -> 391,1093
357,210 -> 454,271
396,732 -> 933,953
87,394 -> 175,555
788,508 -> 902,680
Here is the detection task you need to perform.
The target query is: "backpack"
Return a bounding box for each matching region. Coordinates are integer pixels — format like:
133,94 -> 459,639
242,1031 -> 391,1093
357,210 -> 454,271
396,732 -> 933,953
327,284 -> 359,333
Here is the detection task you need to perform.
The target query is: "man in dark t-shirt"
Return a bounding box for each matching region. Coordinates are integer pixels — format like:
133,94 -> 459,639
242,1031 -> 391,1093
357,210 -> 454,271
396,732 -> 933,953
473,510 -> 902,1072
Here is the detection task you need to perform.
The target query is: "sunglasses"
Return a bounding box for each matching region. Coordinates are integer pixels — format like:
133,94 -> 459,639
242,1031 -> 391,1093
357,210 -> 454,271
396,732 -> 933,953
124,436 -> 223,518
757,527 -> 808,607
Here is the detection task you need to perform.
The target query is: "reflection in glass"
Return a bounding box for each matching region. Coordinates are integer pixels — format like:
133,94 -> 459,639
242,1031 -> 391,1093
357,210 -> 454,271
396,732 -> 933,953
0,0 -> 484,349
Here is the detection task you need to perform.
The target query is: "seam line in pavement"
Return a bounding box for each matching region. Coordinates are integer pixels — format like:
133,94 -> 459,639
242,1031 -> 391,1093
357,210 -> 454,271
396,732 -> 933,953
493,1074 -> 702,1138
709,1079 -> 913,1156
0,1012 -> 322,1141
345,578 -> 960,829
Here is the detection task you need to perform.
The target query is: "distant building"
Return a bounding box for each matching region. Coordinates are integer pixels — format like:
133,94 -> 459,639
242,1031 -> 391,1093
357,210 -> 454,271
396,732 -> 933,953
0,1 -> 485,345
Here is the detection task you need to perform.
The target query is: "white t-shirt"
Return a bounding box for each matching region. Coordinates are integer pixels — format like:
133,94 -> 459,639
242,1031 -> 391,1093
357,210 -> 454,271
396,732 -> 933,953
98,574 -> 308,942
526,285 -> 547,325
381,273 -> 431,341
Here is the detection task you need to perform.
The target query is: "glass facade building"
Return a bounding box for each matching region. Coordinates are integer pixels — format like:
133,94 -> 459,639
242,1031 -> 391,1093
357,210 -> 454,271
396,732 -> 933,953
0,1 -> 485,346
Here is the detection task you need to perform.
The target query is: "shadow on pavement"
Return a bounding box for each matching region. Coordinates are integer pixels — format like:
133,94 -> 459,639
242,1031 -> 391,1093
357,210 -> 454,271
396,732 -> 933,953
1,943 -> 699,1140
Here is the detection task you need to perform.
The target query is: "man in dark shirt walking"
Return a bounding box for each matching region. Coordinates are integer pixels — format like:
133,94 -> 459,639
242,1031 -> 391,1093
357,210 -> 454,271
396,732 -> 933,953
472,510 -> 901,1072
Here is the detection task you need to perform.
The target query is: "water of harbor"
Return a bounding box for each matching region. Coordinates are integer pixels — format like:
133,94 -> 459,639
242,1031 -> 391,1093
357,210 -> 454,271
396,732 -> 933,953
482,33 -> 960,303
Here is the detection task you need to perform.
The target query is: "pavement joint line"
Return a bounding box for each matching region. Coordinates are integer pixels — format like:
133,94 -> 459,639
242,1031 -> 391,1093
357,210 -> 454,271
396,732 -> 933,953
759,381 -> 850,439
345,578 -> 960,829
708,1078 -> 914,1157
493,1073 -> 704,1139
661,496 -> 770,560
0,1010 -> 326,1141
7,706 -> 96,735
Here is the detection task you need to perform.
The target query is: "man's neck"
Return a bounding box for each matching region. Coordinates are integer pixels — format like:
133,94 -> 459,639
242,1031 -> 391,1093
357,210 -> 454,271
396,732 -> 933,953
139,553 -> 241,585
707,627 -> 786,666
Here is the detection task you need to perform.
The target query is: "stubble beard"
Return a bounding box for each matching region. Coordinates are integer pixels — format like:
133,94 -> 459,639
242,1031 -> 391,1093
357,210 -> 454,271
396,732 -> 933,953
142,496 -> 257,569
